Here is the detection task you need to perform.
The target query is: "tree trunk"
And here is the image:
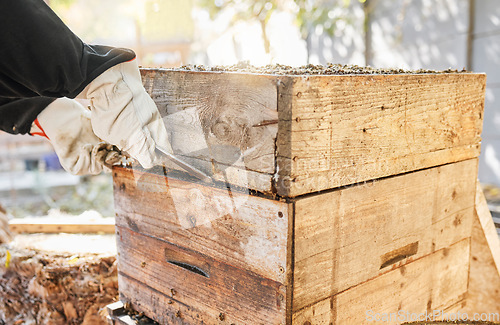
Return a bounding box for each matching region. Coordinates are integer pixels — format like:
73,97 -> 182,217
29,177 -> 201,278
364,0 -> 373,66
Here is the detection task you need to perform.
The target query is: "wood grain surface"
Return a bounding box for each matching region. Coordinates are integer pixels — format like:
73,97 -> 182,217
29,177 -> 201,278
113,167 -> 289,284
474,183 -> 500,275
141,69 -> 278,193
277,73 -> 485,196
292,239 -> 470,325
117,226 -> 287,325
292,159 -> 477,311
465,186 -> 500,314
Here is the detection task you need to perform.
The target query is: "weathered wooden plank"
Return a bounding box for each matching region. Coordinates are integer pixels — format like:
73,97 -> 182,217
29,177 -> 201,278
465,203 -> 500,314
141,69 -> 278,193
116,226 -> 287,325
9,218 -> 115,234
276,73 -> 485,196
113,167 -> 289,284
293,159 -> 477,311
292,239 -> 470,325
106,301 -> 158,325
106,301 -> 125,317
118,276 -> 209,325
475,183 -> 500,275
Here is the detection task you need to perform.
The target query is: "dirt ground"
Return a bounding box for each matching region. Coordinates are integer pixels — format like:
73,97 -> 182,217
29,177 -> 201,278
0,234 -> 118,325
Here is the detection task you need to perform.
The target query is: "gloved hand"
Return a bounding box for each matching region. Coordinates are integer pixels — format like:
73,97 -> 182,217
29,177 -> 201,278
31,98 -> 124,175
79,59 -> 172,169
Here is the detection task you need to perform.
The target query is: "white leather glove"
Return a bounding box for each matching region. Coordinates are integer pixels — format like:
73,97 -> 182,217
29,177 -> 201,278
31,98 -> 123,175
79,59 -> 172,169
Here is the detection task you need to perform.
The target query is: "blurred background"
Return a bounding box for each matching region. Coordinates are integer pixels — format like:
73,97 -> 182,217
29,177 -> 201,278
2,0 -> 500,221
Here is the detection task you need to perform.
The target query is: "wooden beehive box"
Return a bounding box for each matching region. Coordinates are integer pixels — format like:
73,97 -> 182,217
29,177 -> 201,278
112,68 -> 488,325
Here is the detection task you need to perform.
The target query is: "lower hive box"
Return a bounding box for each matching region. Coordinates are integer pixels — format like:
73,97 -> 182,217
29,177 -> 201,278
112,158 -> 477,325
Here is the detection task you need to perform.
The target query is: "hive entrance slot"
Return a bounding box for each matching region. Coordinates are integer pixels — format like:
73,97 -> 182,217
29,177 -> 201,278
167,260 -> 209,278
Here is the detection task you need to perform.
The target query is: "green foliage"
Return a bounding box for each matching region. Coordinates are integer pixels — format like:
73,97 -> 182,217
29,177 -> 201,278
49,0 -> 77,11
198,0 -> 277,22
294,0 -> 362,38
196,0 -> 279,53
197,0 -> 367,40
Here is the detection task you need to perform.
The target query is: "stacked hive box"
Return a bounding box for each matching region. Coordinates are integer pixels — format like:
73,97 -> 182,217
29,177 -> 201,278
112,68 -> 486,325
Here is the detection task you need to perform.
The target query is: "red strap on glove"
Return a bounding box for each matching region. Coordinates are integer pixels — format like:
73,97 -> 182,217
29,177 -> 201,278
31,118 -> 49,139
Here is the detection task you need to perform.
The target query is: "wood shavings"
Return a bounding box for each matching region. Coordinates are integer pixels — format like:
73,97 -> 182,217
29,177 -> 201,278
0,239 -> 118,324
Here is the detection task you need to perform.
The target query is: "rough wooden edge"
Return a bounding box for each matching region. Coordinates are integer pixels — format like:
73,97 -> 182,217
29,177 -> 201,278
107,301 -> 125,317
106,301 -> 156,325
9,219 -> 115,234
275,76 -> 294,197
466,208 -> 500,314
475,183 -> 500,276
286,201 -> 295,324
464,183 -> 500,313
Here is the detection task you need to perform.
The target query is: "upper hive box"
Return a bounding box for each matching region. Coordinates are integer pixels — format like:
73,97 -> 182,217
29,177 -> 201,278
141,65 -> 485,197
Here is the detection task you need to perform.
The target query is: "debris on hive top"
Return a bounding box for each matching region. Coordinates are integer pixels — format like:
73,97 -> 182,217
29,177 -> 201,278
172,61 -> 469,75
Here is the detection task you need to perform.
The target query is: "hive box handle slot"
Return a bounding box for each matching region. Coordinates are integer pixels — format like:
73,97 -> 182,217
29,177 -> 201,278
380,242 -> 419,269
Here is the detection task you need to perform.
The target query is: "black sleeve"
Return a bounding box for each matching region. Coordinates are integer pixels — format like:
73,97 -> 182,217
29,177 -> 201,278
0,97 -> 56,134
0,0 -> 136,134
0,0 -> 136,99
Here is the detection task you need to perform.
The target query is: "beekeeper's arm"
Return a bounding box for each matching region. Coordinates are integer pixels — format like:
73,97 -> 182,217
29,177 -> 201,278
0,0 -> 171,173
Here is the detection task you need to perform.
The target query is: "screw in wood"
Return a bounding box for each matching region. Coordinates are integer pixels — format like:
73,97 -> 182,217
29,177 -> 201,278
218,313 -> 225,321
278,211 -> 284,218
